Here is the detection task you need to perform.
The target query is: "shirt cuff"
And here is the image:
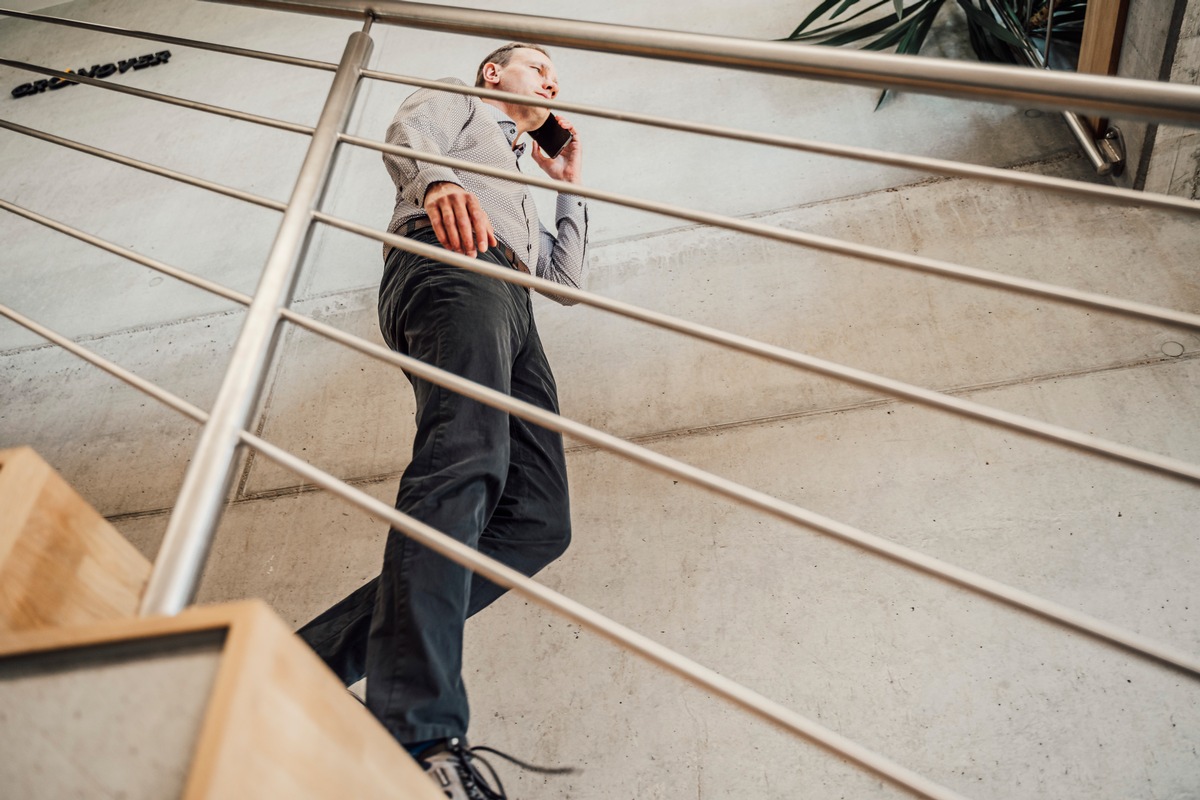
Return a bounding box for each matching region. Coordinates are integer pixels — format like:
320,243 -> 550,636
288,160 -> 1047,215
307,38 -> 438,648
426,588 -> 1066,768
556,193 -> 587,224
403,167 -> 462,207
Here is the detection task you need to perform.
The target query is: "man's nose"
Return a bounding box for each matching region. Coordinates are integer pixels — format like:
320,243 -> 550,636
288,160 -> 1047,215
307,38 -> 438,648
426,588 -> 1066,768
543,77 -> 557,96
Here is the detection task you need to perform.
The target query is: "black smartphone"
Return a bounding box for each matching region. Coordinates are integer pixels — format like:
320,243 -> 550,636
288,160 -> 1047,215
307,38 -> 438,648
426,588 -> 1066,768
529,114 -> 573,159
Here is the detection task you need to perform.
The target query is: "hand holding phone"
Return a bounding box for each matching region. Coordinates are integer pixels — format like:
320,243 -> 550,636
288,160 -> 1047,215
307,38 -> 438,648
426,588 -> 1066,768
529,113 -> 574,160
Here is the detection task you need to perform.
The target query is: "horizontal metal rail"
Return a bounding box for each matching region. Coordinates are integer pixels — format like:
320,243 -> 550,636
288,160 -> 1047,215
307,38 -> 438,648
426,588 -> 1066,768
0,7 -> 338,72
342,133 -> 1200,333
8,196 -> 1199,679
0,302 -> 973,800
0,58 -> 314,136
203,0 -> 1200,126
8,100 -> 1193,344
244,432 -> 976,800
0,305 -> 210,423
0,120 -> 289,213
6,174 -> 1196,491
318,210 -> 1200,486
6,6 -> 1195,215
282,273 -> 1200,678
0,199 -> 258,304
359,71 -> 1200,217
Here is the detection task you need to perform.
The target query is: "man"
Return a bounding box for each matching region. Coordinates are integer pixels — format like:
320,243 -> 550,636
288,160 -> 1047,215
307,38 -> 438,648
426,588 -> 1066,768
298,43 -> 587,799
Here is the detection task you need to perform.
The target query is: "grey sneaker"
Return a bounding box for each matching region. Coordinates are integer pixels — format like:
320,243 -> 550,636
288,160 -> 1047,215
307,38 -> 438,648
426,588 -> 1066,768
421,738 -> 505,800
419,737 -> 576,800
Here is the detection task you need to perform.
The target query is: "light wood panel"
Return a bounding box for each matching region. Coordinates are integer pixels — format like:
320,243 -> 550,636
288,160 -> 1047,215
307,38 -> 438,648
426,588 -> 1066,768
0,446 -> 151,631
0,600 -> 444,800
1077,0 -> 1132,133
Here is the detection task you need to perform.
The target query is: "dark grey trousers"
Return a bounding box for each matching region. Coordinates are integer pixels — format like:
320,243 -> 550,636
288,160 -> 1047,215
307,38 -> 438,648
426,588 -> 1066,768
297,228 -> 572,743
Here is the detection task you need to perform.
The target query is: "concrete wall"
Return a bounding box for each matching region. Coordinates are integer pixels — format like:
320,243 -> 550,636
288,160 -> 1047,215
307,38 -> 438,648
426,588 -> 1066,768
1113,0 -> 1200,194
1141,0 -> 1200,197
2,2 -> 1198,798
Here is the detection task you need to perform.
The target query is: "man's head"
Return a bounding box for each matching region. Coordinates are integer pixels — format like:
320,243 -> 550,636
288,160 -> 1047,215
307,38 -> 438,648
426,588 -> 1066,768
475,43 -> 553,90
475,43 -> 560,133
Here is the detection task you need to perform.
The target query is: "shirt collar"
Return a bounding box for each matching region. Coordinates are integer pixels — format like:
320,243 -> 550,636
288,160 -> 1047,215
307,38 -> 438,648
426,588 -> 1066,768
483,102 -> 527,158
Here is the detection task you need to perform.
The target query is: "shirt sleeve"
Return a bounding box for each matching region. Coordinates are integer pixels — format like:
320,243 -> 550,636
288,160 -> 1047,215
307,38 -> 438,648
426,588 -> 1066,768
382,81 -> 472,208
534,193 -> 589,306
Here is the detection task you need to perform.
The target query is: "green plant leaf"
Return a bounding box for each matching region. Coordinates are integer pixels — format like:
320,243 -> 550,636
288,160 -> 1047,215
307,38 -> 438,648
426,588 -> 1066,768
785,0 -> 894,40
863,20 -> 917,50
820,17 -> 905,46
893,0 -> 907,18
897,0 -> 943,54
817,1 -> 934,47
956,0 -> 1026,47
786,0 -> 848,38
831,0 -> 864,20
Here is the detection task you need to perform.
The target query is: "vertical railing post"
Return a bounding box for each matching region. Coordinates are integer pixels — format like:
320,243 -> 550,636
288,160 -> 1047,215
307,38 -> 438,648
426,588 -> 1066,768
139,26 -> 374,616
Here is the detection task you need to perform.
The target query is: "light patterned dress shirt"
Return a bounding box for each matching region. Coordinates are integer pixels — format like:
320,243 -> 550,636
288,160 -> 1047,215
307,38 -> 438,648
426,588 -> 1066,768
382,78 -> 589,304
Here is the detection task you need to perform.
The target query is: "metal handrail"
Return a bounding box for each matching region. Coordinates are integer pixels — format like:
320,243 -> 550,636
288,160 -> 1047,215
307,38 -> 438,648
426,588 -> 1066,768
0,7 -> 338,72
358,71 -> 1200,216
5,194 -> 1200,680
0,301 -> 973,800
343,133 -> 1200,332
202,0 -> 1200,125
0,120 -> 289,213
6,109 -> 1198,336
8,54 -> 1200,330
3,6 -> 1198,796
6,7 -> 1199,213
0,58 -> 314,135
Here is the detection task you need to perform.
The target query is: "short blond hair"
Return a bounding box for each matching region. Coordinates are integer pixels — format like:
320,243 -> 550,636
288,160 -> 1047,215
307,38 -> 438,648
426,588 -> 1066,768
475,42 -> 551,87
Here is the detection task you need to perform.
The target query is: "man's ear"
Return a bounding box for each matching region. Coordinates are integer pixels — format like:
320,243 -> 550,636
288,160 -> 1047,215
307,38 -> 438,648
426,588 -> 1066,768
482,62 -> 500,85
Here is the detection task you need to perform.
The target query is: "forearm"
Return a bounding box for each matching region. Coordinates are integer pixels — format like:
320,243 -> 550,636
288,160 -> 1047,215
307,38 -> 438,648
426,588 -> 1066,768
535,194 -> 589,305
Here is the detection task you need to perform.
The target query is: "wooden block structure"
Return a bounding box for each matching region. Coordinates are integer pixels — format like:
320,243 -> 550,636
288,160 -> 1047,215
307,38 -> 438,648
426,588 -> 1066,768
1077,0 -> 1132,134
0,448 -> 442,798
0,600 -> 445,800
0,446 -> 152,631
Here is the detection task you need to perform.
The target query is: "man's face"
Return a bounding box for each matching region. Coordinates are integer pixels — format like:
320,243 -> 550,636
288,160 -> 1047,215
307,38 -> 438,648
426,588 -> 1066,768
487,48 -> 558,124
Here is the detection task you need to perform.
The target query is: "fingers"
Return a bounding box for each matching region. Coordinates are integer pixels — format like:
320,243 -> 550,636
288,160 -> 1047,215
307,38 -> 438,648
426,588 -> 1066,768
425,203 -> 455,254
452,192 -> 476,257
424,182 -> 493,258
530,116 -> 582,184
466,194 -> 491,258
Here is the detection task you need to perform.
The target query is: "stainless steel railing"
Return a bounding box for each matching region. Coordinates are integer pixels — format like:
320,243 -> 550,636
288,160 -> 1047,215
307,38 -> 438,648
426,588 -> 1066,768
2,3 -> 1199,799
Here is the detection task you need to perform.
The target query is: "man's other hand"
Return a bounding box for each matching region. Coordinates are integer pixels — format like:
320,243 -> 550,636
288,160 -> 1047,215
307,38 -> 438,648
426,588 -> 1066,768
531,116 -> 582,184
423,181 -> 498,258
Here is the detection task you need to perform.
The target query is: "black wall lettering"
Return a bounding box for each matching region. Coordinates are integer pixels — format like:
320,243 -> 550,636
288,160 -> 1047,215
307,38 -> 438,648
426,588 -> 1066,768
11,51 -> 172,99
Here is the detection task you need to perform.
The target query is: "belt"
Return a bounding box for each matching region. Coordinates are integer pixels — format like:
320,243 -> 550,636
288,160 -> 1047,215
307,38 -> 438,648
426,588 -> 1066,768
400,216 -> 530,275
